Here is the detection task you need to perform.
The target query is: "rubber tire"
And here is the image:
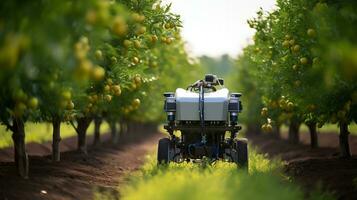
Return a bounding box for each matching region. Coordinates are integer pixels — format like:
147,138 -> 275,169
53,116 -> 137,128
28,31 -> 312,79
235,138 -> 248,169
157,138 -> 171,165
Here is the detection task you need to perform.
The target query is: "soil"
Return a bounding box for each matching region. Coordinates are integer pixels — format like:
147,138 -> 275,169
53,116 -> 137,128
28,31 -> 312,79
248,131 -> 357,200
1,126 -> 357,200
0,129 -> 161,200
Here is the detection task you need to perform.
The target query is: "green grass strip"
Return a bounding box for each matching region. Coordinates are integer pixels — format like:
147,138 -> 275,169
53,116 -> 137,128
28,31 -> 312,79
95,148 -> 334,200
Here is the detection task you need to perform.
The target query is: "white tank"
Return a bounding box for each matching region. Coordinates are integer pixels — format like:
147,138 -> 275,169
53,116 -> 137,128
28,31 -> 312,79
175,88 -> 229,121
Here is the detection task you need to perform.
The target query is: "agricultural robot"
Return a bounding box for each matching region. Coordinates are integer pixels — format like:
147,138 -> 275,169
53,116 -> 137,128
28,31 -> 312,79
158,74 -> 248,168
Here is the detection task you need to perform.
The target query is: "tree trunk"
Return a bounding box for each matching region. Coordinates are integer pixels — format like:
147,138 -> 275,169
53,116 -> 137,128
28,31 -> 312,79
76,117 -> 91,154
121,121 -> 127,135
12,118 -> 29,178
272,124 -> 281,139
110,121 -> 119,145
93,117 -> 102,146
127,122 -> 131,134
52,118 -> 61,162
339,122 -> 351,158
307,122 -> 318,148
288,120 -> 300,144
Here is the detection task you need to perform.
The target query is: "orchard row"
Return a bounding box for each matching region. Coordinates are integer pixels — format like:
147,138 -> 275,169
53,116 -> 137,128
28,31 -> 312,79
0,0 -> 199,178
232,0 -> 357,156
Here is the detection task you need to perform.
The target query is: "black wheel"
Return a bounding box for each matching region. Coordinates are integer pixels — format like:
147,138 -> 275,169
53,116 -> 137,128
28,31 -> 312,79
233,138 -> 248,170
157,138 -> 171,164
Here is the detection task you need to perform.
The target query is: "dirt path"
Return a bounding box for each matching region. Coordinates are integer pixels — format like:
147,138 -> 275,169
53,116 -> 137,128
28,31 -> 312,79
248,132 -> 357,200
0,132 -> 161,200
2,128 -> 356,200
0,134 -> 112,162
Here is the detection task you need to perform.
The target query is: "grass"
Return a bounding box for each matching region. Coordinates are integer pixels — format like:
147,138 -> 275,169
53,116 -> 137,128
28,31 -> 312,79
0,122 -> 110,148
94,148 -> 333,200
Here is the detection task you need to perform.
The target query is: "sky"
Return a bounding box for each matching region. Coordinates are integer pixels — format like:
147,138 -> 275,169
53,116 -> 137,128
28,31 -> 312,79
162,0 -> 276,57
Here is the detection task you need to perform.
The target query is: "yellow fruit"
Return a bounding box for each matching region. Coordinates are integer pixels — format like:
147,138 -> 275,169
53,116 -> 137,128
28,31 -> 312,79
132,13 -> 145,23
261,124 -> 267,132
132,57 -> 140,64
289,39 -> 295,46
282,40 -> 290,48
261,107 -> 268,116
106,78 -> 113,85
300,57 -> 308,65
138,15 -> 145,22
261,123 -> 272,133
132,13 -> 141,22
123,40 -> 132,48
112,16 -> 128,36
92,94 -> 98,102
279,99 -> 286,108
133,75 -> 142,85
62,90 -> 71,101
165,37 -> 172,44
128,105 -> 135,111
105,94 -> 112,102
292,45 -> 300,52
123,108 -> 129,114
287,102 -> 294,111
266,124 -> 273,132
130,82 -> 137,91
292,65 -> 298,71
86,10 -> 97,25
285,34 -> 291,39
111,56 -> 117,64
28,97 -> 39,109
112,85 -> 121,96
135,26 -> 146,35
78,59 -> 93,75
67,101 -> 75,110
150,35 -> 158,43
161,37 -> 167,43
88,95 -> 93,102
150,61 -> 158,68
307,28 -> 316,37
164,23 -> 171,29
312,57 -> 319,64
92,66 -> 105,81
104,85 -> 110,93
95,50 -> 103,60
134,40 -> 141,48
132,98 -> 141,108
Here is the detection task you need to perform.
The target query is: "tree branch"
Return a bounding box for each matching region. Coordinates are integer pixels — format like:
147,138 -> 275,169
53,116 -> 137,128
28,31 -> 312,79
3,121 -> 14,132
69,120 -> 79,134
